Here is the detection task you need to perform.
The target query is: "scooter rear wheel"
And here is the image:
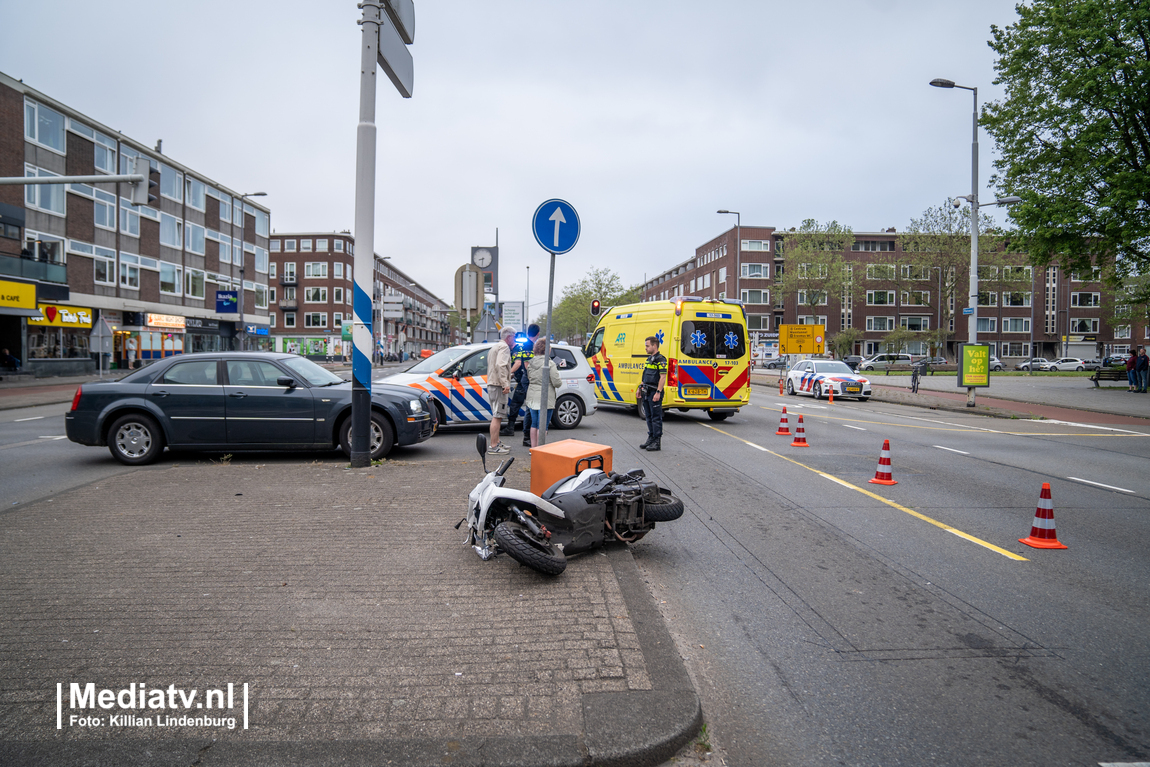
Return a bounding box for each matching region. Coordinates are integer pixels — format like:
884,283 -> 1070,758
644,489 -> 685,522
494,521 -> 567,576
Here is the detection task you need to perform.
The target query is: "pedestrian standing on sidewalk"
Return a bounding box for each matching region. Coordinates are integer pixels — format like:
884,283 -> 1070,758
1127,347 -> 1138,392
638,336 -> 668,452
503,323 -> 540,445
525,338 -> 562,448
487,326 -> 516,455
1136,346 -> 1149,393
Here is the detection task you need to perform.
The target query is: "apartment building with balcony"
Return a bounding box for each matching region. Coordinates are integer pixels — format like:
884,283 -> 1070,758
267,231 -> 457,360
641,225 -> 1142,363
0,72 -> 271,375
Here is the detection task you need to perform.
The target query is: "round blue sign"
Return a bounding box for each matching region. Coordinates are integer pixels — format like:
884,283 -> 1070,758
532,199 -> 580,255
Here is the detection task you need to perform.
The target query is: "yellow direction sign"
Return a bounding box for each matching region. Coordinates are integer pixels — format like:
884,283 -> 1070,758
778,324 -> 825,355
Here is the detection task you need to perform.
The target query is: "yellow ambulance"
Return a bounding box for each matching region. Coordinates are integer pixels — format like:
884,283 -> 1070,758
583,297 -> 751,421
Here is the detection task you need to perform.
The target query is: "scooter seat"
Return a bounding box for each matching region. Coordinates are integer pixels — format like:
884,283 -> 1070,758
542,468 -> 608,500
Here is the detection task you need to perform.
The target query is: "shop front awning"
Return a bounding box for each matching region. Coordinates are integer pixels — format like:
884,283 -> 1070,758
0,307 -> 44,319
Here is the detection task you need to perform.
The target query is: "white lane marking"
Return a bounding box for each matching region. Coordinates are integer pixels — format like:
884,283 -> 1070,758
901,414 -> 1005,433
934,445 -> 970,455
15,416 -> 45,422
745,441 -> 770,452
1041,419 -> 1147,435
843,424 -> 866,431
38,436 -> 68,440
1066,477 -> 1134,493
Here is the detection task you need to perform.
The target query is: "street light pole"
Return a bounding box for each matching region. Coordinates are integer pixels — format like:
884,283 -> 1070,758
930,79 -> 1021,405
237,192 -> 267,351
718,210 -> 740,303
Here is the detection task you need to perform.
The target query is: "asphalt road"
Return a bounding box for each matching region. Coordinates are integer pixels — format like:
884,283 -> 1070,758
587,393 -> 1150,767
9,395 -> 1149,767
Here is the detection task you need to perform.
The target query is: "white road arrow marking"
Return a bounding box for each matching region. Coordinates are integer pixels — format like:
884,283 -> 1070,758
549,206 -> 566,248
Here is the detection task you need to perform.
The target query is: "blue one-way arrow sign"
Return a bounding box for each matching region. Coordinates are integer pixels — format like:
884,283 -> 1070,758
532,199 -> 580,254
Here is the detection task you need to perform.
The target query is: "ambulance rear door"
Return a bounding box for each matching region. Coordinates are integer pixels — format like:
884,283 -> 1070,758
674,309 -> 749,404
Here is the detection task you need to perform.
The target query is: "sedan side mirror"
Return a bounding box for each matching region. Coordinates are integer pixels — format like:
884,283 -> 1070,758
277,376 -> 296,388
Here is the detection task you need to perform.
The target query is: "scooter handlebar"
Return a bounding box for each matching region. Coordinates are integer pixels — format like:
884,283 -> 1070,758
495,456 -> 515,476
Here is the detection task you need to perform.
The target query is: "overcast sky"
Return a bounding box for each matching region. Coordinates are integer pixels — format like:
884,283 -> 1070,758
2,0 -> 1022,318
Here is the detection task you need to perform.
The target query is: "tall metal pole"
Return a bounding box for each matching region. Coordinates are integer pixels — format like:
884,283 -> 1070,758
538,252 -> 556,446
966,86 -> 980,406
350,0 -> 381,467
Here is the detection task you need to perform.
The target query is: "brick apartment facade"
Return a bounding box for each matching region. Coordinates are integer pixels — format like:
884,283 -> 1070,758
0,72 -> 271,375
642,225 -> 1145,363
267,232 -> 457,360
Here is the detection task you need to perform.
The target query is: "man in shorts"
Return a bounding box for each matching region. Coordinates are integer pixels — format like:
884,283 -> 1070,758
487,325 -> 517,454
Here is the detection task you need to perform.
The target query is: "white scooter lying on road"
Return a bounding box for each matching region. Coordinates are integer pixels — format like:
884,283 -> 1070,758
459,435 -> 685,575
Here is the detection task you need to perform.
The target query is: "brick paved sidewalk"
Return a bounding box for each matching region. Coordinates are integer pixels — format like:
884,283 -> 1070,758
0,458 -> 699,766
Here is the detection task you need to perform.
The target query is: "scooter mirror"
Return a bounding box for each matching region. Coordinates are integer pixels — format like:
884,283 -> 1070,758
476,434 -> 488,471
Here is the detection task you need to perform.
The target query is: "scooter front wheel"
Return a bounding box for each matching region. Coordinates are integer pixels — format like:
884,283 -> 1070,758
494,521 -> 567,576
644,489 -> 685,522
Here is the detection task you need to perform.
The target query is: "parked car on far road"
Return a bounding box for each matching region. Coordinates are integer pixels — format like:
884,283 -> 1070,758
1081,359 -> 1103,371
858,353 -> 913,371
1015,357 -> 1050,371
989,356 -> 1004,371
1041,357 -> 1086,371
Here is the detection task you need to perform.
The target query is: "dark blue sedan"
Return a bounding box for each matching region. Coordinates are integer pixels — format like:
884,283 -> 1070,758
65,352 -> 436,465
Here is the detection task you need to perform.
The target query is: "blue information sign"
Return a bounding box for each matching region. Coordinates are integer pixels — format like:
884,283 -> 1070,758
216,290 -> 238,313
532,199 -> 580,254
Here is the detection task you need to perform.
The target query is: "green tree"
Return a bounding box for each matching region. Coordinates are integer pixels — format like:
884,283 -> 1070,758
902,200 -> 1004,356
981,0 -> 1150,294
777,220 -> 854,328
830,328 -> 864,358
535,267 -> 639,344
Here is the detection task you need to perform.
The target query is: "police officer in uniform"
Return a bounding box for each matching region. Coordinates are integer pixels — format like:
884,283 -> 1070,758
503,323 -> 540,445
639,335 -> 667,451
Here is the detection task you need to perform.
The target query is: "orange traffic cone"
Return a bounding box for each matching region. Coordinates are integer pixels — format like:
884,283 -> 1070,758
790,415 -> 809,447
778,377 -> 784,395
868,439 -> 898,485
776,407 -> 792,436
1019,483 -> 1067,549
828,388 -> 834,404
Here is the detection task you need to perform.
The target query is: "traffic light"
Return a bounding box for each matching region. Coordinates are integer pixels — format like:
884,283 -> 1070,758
129,156 -> 159,206
590,299 -> 601,316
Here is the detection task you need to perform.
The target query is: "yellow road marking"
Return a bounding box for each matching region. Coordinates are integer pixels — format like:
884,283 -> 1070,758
756,406 -> 1148,437
699,423 -> 1029,561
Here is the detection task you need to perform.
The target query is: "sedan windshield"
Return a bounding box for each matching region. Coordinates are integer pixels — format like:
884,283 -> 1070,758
280,356 -> 345,386
813,362 -> 854,375
403,346 -> 472,375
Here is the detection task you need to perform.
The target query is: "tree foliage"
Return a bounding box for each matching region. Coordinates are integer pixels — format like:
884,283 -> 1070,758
533,266 -> 639,344
777,219 -> 854,319
982,0 -> 1150,288
830,328 -> 864,358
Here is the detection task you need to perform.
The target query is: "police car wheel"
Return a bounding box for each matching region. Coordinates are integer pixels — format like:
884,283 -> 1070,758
785,379 -> 796,396
552,395 -> 583,429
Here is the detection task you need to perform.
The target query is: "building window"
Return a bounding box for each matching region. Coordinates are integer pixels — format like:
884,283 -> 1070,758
270,239 -> 281,252
797,315 -> 827,326
269,286 -> 276,303
866,264 -> 897,280
741,263 -> 768,278
158,213 -> 181,249
866,316 -> 895,331
718,267 -> 727,284
334,262 -> 344,279
93,249 -> 116,286
160,164 -> 183,202
976,317 -> 997,332
185,177 -> 206,211
866,290 -> 895,305
24,99 -> 65,153
740,289 -> 768,304
304,287 -> 328,303
1002,265 -> 1032,282
902,265 -> 931,281
255,247 -> 268,274
94,189 -> 116,231
316,239 -> 328,251
119,198 -> 140,237
284,312 -> 296,328
186,268 -> 206,299
119,253 -> 141,289
1002,342 -> 1031,357
301,239 -> 313,252
233,202 -> 244,227
233,241 -> 243,267
333,287 -> 344,303
283,262 -> 296,280
796,290 -> 827,305
284,239 -> 297,252
852,240 -> 894,252
1070,317 -> 1099,333
1114,325 -> 1131,339
160,262 -> 182,295
797,263 -> 827,279
747,315 -> 769,330
334,240 -> 344,252
185,222 -> 206,255
269,313 -> 276,328
255,285 -> 268,310
1071,268 -> 1101,282
219,235 -> 232,264
94,132 -> 117,174
902,290 -> 930,306
977,291 -> 998,307
304,312 -> 326,328
269,262 -> 276,279
255,210 -> 269,237
24,166 -> 65,215
1002,291 -> 1032,307
1003,317 -> 1031,333
741,240 -> 770,252
900,316 -> 929,331
305,262 -> 328,278
1070,292 -> 1099,307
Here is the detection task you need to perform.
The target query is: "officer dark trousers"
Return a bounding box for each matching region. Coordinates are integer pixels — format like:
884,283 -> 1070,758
505,374 -> 530,434
641,386 -> 663,444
